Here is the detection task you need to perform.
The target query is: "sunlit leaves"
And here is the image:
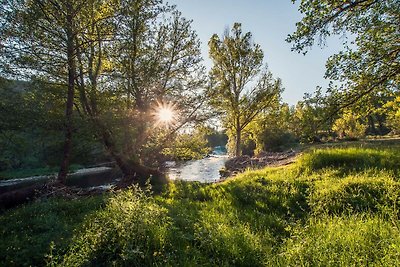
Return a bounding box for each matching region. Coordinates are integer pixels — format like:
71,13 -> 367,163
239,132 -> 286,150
208,23 -> 282,155
288,0 -> 400,107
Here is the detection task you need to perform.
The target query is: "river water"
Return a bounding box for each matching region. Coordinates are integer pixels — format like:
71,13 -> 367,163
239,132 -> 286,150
165,154 -> 229,183
0,154 -> 229,194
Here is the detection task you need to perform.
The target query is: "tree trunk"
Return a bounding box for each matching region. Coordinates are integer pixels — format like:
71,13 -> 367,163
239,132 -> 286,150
368,115 -> 376,135
96,119 -> 165,188
377,115 -> 385,135
235,127 -> 242,157
58,5 -> 76,184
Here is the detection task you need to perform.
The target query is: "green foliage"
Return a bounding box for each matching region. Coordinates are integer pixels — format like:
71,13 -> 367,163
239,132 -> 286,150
1,0 -> 208,179
292,88 -> 336,143
0,79 -> 105,173
209,22 -> 282,156
290,87 -> 395,143
248,103 -> 298,153
162,130 -> 211,161
206,129 -> 228,148
384,96 -> 400,134
288,0 -> 400,108
0,196 -> 105,266
56,186 -> 172,266
2,143 -> 400,266
332,110 -> 367,139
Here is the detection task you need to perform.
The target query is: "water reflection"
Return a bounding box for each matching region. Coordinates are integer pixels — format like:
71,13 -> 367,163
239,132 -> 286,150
166,155 -> 229,183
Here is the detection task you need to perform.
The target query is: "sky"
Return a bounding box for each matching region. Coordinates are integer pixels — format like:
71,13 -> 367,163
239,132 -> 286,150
167,0 -> 344,105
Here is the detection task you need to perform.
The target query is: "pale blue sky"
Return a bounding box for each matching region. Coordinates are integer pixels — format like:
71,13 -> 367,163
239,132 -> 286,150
168,0 -> 344,105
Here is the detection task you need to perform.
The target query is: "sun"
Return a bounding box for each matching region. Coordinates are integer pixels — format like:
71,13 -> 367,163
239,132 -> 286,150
157,107 -> 174,123
154,102 -> 176,125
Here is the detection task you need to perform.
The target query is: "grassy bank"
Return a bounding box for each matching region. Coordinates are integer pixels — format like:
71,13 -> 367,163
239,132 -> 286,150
1,144 -> 400,266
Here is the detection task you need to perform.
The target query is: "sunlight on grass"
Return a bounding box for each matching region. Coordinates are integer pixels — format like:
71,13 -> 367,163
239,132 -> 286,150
2,146 -> 400,266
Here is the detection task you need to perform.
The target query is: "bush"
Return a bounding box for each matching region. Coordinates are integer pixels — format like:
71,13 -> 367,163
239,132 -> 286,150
55,186 -> 171,266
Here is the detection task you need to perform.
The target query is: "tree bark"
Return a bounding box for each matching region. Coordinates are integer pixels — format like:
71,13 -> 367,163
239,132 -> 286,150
235,126 -> 242,157
58,4 -> 76,184
95,118 -> 165,188
368,115 -> 376,135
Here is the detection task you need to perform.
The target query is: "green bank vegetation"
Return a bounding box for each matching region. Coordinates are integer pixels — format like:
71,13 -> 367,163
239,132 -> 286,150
1,144 -> 400,266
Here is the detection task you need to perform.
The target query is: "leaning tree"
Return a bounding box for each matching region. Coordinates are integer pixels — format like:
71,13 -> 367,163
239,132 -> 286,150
74,0 -> 208,186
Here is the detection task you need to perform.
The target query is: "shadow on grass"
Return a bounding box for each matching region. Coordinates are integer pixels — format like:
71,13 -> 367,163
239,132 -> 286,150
298,147 -> 400,177
0,195 -> 108,266
223,177 -> 310,240
6,143 -> 400,266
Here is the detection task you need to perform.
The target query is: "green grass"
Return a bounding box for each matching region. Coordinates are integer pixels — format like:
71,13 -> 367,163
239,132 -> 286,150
1,144 -> 400,266
0,196 -> 105,266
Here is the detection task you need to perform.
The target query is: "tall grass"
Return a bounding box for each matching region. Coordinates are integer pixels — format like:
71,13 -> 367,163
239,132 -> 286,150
298,147 -> 400,175
278,215 -> 400,266
0,196 -> 105,266
1,145 -> 400,266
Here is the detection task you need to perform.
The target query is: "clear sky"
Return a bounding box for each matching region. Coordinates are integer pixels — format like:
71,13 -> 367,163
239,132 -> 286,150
167,0 -> 344,105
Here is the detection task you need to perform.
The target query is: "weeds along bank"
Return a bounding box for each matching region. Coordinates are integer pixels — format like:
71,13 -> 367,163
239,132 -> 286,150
1,146 -> 400,266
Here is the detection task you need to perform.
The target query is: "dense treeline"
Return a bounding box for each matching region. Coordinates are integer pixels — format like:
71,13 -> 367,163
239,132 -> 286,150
0,77 -> 106,173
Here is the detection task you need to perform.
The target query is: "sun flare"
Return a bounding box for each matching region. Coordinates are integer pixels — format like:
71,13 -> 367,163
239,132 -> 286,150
154,102 -> 176,125
157,107 -> 174,122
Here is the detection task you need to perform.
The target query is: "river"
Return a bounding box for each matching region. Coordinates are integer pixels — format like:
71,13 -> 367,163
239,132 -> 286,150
0,153 -> 229,194
165,154 -> 229,183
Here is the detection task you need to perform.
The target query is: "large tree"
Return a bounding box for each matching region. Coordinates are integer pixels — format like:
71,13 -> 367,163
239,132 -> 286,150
288,0 -> 400,109
0,0 -> 92,183
209,23 -> 282,156
74,0 -> 207,185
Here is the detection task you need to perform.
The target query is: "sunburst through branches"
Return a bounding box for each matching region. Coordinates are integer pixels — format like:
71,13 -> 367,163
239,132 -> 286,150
154,102 -> 176,127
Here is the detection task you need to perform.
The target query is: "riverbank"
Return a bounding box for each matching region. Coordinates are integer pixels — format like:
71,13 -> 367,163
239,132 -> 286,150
1,142 -> 400,266
0,167 -> 117,209
222,150 -> 298,177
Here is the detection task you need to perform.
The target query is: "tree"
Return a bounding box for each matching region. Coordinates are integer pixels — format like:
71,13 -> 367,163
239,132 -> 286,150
161,126 -> 211,161
209,23 -> 282,156
288,0 -> 400,109
346,89 -> 393,135
384,95 -> 400,134
0,78 -> 101,172
332,110 -> 367,139
291,88 -> 336,142
1,0 -> 208,186
247,103 -> 297,153
0,0 -> 91,183
74,0 -> 207,185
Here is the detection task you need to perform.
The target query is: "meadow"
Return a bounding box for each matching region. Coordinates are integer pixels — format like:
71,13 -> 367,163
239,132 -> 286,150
1,142 -> 400,266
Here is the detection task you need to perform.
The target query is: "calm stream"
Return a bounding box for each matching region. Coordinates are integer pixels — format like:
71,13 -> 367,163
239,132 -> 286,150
0,152 -> 229,194
165,154 -> 229,183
